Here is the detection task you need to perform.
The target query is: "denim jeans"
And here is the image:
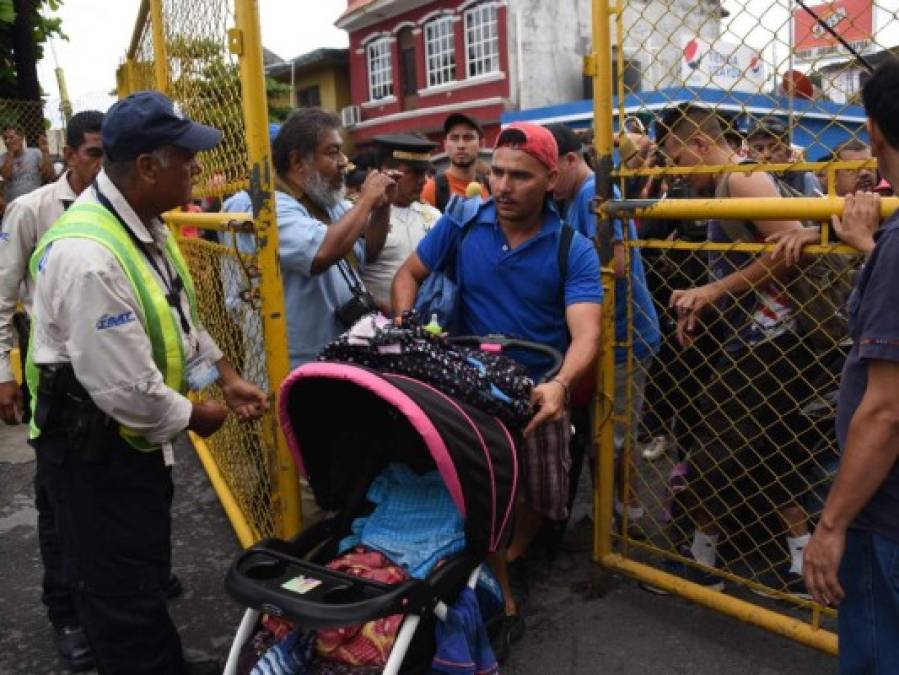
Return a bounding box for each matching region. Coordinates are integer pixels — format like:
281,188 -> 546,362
838,528 -> 899,674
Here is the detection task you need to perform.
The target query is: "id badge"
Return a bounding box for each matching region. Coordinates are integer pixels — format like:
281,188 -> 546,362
186,355 -> 220,391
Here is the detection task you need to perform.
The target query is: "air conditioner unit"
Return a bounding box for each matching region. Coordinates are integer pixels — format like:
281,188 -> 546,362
341,105 -> 362,127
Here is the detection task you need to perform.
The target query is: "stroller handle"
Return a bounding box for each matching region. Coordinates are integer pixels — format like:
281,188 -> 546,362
448,335 -> 563,383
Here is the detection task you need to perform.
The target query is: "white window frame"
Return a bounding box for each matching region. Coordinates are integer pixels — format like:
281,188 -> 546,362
464,2 -> 500,79
424,15 -> 456,88
367,37 -> 394,102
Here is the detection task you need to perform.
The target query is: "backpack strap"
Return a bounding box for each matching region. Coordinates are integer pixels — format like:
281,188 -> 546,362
475,172 -> 492,196
435,173 -> 451,213
557,224 -> 575,306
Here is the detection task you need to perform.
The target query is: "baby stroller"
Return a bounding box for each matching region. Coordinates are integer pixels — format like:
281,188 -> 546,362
224,337 -> 561,674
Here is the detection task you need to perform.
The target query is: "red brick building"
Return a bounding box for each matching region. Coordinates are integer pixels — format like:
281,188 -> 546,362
335,0 -> 511,147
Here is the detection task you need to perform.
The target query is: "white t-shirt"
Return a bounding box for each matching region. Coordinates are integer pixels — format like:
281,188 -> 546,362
361,201 -> 441,305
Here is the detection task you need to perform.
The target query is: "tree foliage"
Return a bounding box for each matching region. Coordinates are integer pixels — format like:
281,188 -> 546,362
0,0 -> 66,99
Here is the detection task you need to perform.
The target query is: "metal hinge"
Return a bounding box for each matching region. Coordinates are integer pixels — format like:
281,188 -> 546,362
228,28 -> 244,56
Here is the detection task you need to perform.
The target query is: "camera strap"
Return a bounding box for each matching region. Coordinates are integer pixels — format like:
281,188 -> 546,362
295,190 -> 369,298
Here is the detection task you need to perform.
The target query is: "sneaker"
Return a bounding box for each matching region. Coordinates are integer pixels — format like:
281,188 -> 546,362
639,551 -> 725,595
642,436 -> 669,462
749,566 -> 812,601
54,625 -> 94,672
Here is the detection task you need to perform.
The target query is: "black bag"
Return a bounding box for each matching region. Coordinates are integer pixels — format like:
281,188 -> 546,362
334,260 -> 379,328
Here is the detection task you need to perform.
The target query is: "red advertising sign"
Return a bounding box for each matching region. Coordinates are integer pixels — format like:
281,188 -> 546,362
793,0 -> 873,52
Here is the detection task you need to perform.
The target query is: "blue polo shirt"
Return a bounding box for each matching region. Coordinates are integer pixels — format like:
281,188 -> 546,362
837,208 -> 899,543
416,199 -> 602,380
562,176 -> 660,364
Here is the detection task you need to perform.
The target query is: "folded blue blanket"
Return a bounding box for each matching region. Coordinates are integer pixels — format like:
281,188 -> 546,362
340,463 -> 466,579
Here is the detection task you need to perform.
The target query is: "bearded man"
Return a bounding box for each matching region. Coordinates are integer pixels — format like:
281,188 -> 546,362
271,108 -> 396,366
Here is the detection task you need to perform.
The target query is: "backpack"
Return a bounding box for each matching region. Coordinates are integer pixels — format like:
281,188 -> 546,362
434,172 -> 491,213
414,194 -> 575,336
716,172 -> 860,352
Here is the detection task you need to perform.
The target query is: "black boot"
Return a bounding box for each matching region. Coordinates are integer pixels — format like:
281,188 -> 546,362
54,625 -> 94,672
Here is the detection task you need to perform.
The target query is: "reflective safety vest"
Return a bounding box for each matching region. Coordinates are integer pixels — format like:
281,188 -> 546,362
26,202 -> 198,451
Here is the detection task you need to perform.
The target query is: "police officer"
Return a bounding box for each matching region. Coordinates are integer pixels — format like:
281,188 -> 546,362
27,91 -> 268,674
0,110 -> 104,671
361,133 -> 440,311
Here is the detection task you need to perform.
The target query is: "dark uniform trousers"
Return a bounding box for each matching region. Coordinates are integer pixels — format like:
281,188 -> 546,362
15,314 -> 77,631
33,424 -> 187,674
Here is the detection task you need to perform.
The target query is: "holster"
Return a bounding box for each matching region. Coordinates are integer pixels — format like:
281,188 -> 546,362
35,364 -> 119,461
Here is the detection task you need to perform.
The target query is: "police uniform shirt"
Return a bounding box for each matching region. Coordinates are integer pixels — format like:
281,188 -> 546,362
361,200 -> 440,304
0,172 -> 77,383
30,170 -> 224,444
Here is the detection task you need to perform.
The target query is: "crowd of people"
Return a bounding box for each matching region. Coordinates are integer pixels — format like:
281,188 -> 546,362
1,54 -> 899,674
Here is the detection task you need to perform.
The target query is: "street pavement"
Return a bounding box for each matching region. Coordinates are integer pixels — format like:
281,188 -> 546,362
0,423 -> 837,674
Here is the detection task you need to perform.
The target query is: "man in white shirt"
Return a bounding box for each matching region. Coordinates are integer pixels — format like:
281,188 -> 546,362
0,110 -> 104,670
28,91 -> 267,675
361,133 -> 440,312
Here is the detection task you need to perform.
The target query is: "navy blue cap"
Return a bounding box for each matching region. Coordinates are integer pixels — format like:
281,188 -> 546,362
102,91 -> 222,161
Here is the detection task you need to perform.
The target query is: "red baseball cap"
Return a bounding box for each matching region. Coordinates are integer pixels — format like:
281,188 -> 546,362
494,122 -> 559,171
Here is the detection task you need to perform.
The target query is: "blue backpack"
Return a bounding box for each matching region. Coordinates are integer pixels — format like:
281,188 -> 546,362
414,195 -> 574,334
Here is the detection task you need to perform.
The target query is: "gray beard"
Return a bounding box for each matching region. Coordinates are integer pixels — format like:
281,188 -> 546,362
304,170 -> 346,210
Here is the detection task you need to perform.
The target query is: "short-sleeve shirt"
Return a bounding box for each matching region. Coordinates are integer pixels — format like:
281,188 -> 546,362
2,148 -> 44,203
361,201 -> 440,305
563,177 -> 660,363
836,209 -> 899,543
416,199 -> 602,380
274,191 -> 365,367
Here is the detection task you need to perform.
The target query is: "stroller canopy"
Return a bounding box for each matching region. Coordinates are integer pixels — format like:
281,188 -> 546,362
279,362 -> 519,554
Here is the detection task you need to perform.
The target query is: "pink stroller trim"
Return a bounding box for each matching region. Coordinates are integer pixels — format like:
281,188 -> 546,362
278,362 -> 468,520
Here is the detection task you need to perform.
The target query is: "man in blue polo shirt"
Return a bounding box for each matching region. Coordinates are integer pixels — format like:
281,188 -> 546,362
547,123 -> 660,533
392,122 -> 602,657
803,57 -> 899,672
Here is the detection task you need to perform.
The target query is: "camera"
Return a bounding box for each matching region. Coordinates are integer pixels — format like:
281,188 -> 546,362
335,290 -> 380,328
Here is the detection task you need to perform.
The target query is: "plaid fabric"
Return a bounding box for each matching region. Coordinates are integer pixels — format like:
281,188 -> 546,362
520,409 -> 572,521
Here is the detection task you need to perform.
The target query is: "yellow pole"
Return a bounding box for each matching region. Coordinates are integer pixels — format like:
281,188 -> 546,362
232,0 -> 300,540
602,196 -> 899,222
149,0 -> 169,94
191,433 -> 259,548
594,269 -> 617,562
590,0 -> 618,562
603,555 -> 838,655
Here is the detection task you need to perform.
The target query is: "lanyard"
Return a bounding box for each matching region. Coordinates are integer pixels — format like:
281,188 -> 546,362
93,184 -> 192,337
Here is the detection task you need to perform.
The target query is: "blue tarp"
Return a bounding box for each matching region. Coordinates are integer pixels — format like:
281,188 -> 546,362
501,87 -> 867,161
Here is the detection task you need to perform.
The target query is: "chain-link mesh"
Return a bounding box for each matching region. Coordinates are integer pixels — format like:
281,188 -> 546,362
178,235 -> 275,539
612,237 -> 859,621
598,0 -> 899,648
120,0 -> 291,542
129,14 -> 158,94
161,0 -> 249,196
0,99 -> 56,212
615,0 -> 895,193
